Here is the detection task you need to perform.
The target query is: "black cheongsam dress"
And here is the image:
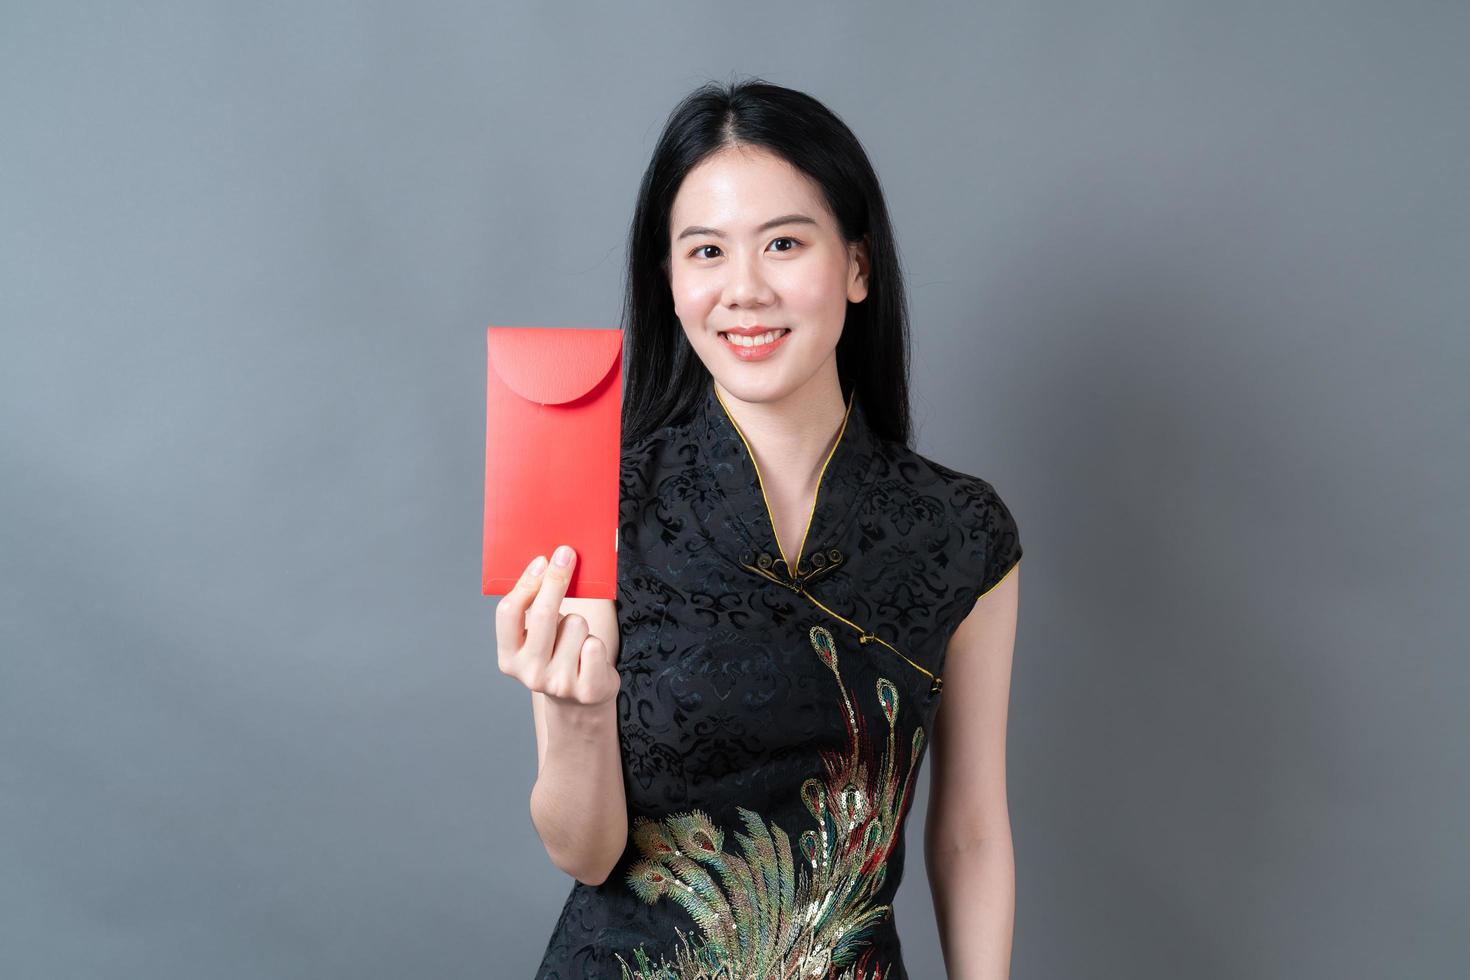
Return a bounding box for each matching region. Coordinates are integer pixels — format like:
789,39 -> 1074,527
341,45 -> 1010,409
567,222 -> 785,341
534,378 -> 1022,980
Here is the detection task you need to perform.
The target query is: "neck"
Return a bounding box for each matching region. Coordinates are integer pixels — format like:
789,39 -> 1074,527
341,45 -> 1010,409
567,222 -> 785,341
712,370 -> 849,493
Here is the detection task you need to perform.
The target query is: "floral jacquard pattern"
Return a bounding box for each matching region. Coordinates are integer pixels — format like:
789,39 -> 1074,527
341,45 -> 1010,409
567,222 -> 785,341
615,625 -> 918,980
532,379 -> 1022,980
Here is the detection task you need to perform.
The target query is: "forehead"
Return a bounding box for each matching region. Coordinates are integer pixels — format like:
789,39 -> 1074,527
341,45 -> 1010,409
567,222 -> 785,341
670,146 -> 830,230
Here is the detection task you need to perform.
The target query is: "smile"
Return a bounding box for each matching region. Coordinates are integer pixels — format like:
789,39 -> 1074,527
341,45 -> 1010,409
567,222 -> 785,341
719,328 -> 790,348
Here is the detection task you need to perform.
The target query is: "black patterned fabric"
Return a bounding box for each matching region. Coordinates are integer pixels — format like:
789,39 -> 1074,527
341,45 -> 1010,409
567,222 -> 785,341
534,378 -> 1022,979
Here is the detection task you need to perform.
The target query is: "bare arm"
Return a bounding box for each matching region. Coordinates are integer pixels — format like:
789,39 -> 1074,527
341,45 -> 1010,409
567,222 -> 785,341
925,560 -> 1020,979
498,547 -> 627,886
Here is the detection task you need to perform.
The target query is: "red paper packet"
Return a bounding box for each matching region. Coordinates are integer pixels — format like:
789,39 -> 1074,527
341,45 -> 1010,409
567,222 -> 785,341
481,326 -> 622,598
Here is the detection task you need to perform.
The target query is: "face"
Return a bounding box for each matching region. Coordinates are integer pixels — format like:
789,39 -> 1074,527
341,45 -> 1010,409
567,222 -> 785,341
667,145 -> 869,406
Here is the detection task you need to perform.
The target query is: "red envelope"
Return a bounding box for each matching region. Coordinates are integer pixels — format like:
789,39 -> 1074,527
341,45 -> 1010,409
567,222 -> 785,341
481,326 -> 623,599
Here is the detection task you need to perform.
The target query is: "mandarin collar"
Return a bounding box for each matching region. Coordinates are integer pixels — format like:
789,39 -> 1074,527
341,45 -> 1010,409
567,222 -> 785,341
694,378 -> 879,591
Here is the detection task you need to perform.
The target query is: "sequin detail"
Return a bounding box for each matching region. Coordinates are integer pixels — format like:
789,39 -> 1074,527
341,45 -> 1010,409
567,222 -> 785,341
616,625 -> 924,979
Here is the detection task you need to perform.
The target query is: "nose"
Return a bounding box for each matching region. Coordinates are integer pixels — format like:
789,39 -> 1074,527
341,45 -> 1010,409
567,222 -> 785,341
724,250 -> 774,308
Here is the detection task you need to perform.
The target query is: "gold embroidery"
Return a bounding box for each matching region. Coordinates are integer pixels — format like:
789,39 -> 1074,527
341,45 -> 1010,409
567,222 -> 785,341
617,625 -> 920,979
734,553 -> 942,696
795,588 -> 942,697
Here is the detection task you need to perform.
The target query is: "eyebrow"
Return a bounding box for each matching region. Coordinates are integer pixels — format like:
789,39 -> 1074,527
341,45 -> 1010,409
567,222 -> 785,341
674,213 -> 819,241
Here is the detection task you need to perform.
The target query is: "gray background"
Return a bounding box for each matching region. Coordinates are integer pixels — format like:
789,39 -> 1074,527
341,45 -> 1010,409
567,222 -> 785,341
2,2 -> 1465,977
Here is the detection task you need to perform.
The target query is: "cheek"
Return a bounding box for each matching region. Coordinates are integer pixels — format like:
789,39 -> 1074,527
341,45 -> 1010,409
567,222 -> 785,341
776,258 -> 847,310
670,273 -> 719,321
774,265 -> 850,336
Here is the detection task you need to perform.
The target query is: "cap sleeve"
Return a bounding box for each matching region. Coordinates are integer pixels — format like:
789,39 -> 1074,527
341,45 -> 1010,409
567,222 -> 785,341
977,483 -> 1022,598
936,475 -> 1023,643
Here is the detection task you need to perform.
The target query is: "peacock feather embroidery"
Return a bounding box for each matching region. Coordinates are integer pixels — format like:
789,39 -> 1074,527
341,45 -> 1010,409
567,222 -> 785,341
616,624 -> 925,980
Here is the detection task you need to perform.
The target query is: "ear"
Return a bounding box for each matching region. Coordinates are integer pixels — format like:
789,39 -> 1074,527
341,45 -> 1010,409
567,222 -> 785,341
847,234 -> 871,304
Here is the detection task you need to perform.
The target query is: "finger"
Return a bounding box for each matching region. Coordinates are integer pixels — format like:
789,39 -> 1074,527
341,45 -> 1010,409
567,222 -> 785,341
545,613 -> 591,696
494,554 -> 550,666
574,635 -> 619,704
525,545 -> 576,656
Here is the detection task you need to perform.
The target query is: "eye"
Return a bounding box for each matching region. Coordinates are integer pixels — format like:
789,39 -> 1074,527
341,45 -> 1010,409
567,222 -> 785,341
687,237 -> 804,261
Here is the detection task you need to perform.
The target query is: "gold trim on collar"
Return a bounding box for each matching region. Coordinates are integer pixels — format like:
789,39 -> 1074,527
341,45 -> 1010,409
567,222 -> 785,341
712,383 -> 854,575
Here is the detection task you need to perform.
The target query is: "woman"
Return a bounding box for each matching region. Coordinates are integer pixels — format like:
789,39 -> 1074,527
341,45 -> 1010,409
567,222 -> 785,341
499,78 -> 1022,979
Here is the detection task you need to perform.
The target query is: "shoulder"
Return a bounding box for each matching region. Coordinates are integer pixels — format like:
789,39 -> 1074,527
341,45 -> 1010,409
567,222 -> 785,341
914,450 -> 1019,539
873,438 -> 1017,525
619,419 -> 688,496
878,440 -> 1023,598
617,418 -> 698,549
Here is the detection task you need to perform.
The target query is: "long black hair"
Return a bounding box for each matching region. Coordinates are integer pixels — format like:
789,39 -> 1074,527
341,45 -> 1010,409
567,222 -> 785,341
619,76 -> 913,449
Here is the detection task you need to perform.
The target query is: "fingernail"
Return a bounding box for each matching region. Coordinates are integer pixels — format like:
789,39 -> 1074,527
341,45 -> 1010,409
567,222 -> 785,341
553,545 -> 574,567
527,555 -> 548,575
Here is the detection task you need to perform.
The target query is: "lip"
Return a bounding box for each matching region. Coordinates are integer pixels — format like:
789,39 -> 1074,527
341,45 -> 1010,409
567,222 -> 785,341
721,324 -> 783,337
719,327 -> 790,361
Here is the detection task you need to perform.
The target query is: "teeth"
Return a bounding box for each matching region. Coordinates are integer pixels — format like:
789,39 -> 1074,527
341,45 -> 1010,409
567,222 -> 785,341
722,329 -> 789,348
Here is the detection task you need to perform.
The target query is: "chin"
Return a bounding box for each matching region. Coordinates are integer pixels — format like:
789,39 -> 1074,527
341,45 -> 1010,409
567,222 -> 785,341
708,370 -> 781,400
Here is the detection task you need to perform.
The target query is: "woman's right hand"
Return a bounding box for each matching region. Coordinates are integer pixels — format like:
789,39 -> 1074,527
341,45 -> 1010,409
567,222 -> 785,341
496,545 -> 621,708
